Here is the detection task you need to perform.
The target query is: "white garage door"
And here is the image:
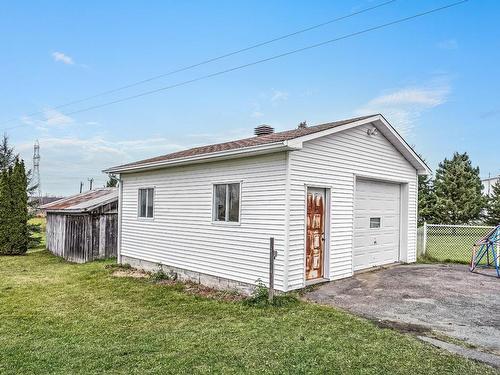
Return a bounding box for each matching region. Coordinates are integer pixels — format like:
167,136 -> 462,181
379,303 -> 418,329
353,179 -> 401,271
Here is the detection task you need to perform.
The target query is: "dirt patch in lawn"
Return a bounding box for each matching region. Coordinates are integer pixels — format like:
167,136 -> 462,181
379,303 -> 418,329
111,269 -> 149,279
156,279 -> 246,302
373,319 -> 432,334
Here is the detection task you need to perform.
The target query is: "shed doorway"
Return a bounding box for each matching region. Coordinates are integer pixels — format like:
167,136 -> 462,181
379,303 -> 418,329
305,187 -> 328,281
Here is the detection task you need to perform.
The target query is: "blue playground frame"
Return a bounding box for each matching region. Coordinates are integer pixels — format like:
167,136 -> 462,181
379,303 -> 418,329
470,225 -> 500,277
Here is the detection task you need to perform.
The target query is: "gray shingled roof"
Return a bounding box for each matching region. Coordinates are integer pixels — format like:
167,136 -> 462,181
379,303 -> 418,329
110,115 -> 375,171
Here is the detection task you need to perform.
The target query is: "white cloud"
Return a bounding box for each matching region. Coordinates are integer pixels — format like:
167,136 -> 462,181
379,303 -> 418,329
367,88 -> 448,107
355,84 -> 450,135
437,39 -> 458,50
43,108 -> 74,126
270,90 -> 289,104
52,51 -> 74,65
16,135 -> 186,195
19,130 -> 273,194
20,108 -> 75,131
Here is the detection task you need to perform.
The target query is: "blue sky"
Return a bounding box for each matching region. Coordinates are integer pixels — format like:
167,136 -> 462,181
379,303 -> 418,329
1,0 -> 499,195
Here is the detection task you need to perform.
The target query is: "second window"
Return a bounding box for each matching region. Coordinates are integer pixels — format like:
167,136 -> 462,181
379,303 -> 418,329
213,183 -> 240,222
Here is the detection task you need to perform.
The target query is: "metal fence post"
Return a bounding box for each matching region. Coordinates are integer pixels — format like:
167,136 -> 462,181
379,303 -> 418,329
423,222 -> 427,255
269,237 -> 276,303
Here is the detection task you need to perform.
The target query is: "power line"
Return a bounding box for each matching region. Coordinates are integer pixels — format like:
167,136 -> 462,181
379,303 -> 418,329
3,0 -> 468,131
0,0 -> 397,128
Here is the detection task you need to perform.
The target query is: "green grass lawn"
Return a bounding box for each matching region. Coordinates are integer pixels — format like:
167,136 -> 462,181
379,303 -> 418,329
424,227 -> 495,264
28,217 -> 46,252
1,253 -> 497,374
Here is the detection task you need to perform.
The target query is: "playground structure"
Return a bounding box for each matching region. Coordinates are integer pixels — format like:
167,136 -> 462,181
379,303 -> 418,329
470,224 -> 500,277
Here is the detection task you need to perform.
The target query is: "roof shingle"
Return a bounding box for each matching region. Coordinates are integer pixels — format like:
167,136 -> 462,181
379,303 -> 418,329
111,115 -> 375,171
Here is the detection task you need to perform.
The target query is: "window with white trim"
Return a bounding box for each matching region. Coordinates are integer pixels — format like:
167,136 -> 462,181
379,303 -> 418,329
138,188 -> 154,218
213,183 -> 240,222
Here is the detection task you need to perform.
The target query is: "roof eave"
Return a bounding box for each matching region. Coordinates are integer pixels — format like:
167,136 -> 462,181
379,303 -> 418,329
103,142 -> 296,174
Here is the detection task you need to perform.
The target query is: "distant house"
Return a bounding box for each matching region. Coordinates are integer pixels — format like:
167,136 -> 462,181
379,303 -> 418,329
482,176 -> 499,196
41,188 -> 118,263
104,114 -> 430,292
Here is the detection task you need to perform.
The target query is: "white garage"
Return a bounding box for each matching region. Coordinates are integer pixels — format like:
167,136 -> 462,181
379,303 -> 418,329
106,114 -> 430,292
353,179 -> 401,271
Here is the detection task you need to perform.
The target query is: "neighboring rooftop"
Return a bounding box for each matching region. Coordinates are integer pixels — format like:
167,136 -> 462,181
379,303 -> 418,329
29,196 -> 65,206
40,188 -> 118,212
107,115 -> 375,172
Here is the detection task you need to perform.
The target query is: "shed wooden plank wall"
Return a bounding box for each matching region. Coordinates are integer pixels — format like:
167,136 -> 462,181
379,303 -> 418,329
46,213 -> 66,257
46,211 -> 117,263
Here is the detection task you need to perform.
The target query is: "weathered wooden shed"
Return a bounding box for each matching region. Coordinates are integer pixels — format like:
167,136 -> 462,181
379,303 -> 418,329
41,188 -> 118,263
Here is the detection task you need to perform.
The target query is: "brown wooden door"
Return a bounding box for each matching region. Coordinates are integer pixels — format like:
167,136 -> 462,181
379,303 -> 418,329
306,188 -> 325,281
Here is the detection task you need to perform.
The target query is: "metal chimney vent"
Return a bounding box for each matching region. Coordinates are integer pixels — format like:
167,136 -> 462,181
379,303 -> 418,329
254,124 -> 274,136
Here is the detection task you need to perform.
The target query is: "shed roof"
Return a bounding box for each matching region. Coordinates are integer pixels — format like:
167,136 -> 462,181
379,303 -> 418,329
40,188 -> 118,213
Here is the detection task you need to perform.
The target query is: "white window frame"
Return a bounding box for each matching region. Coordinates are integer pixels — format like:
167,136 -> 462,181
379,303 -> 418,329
137,187 -> 155,219
212,181 -> 242,225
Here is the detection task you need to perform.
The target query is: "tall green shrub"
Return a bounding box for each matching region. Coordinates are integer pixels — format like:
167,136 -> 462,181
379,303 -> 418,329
0,160 -> 29,255
0,134 -> 41,250
11,160 -> 29,254
0,167 -> 14,254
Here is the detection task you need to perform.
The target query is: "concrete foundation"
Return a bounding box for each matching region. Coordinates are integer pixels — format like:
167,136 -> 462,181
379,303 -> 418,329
121,255 -> 255,295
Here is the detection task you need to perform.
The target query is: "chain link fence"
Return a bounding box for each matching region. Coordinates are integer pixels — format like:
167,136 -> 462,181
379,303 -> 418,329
417,223 -> 495,264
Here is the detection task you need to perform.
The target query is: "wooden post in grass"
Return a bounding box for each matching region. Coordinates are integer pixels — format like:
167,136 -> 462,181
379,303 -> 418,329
269,237 -> 276,303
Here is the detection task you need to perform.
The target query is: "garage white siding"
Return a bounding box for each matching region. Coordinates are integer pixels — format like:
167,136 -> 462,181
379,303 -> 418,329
287,123 -> 418,290
353,179 -> 401,271
120,153 -> 287,290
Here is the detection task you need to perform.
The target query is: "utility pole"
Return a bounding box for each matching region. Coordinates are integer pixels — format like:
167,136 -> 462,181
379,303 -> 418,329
33,140 -> 41,198
79,181 -> 84,194
88,178 -> 94,191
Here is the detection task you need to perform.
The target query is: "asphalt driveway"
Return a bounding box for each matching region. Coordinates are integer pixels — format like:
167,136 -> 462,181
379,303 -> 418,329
305,264 -> 500,355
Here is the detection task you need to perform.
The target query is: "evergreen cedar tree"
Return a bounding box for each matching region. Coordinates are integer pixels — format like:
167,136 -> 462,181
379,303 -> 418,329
0,135 -> 16,172
0,160 -> 29,255
424,152 -> 485,225
417,173 -> 436,226
485,181 -> 500,226
106,174 -> 118,187
0,134 -> 39,255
